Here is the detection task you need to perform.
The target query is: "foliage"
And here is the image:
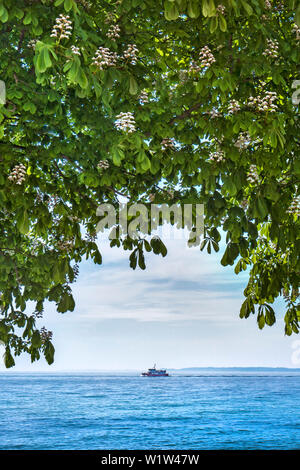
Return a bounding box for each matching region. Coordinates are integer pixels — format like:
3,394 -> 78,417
0,0 -> 299,366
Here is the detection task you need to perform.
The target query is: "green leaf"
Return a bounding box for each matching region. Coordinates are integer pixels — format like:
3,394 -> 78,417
129,76 -> 138,95
44,341 -> 55,365
17,210 -> 30,234
0,6 -> 9,23
64,0 -> 73,12
77,68 -> 88,89
258,313 -> 265,330
188,0 -> 200,17
36,46 -> 53,73
3,347 -> 15,368
165,0 -> 180,20
31,330 -> 42,348
296,4 -> 300,27
241,0 -> 253,15
57,292 -> 75,313
219,15 -> 227,32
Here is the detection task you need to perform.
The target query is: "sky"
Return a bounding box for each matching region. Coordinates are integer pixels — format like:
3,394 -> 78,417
0,227 -> 299,372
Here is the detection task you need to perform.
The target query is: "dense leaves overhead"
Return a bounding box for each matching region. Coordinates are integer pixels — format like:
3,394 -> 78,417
0,0 -> 299,367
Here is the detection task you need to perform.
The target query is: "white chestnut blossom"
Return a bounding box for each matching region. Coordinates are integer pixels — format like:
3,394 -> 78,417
263,39 -> 279,58
50,14 -> 72,41
248,92 -> 278,112
123,44 -> 139,65
107,24 -> 121,40
228,99 -> 241,114
97,160 -> 110,170
265,0 -> 272,9
8,164 -> 27,185
216,4 -> 226,15
209,150 -> 225,162
92,47 -> 117,69
139,90 -> 149,104
28,39 -> 37,50
161,138 -> 176,151
70,45 -> 81,56
247,165 -> 260,185
115,112 -> 136,133
199,46 -> 216,68
287,196 -> 300,217
234,132 -> 251,151
292,24 -> 300,40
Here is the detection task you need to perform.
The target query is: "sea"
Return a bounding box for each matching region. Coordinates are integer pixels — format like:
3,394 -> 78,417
0,372 -> 299,450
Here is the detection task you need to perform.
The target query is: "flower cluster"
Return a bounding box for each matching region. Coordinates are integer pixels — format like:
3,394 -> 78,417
8,164 -> 27,185
50,14 -> 72,41
263,39 -> 279,58
228,99 -> 241,114
161,138 -> 176,151
287,196 -> 300,217
216,4 -> 226,15
92,47 -> 117,69
57,240 -> 73,251
40,327 -> 53,343
71,45 -> 80,56
234,132 -> 251,151
97,159 -> 110,170
139,90 -> 149,104
209,150 -> 225,163
107,24 -> 121,40
209,108 -> 222,118
28,39 -> 37,50
292,24 -> 300,40
247,165 -> 260,185
123,44 -> 139,64
115,112 -> 136,133
189,62 -> 201,73
248,92 -> 278,112
199,46 -> 216,68
265,0 -> 272,9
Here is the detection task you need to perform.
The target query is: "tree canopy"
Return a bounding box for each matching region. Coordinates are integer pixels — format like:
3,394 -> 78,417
0,0 -> 299,367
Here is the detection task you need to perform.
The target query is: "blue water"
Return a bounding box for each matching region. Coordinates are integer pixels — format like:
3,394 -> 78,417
0,373 -> 299,450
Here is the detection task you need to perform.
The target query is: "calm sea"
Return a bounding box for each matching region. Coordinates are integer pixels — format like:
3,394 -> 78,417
0,373 -> 299,450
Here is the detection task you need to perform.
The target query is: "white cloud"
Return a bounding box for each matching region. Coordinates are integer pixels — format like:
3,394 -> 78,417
70,238 -> 247,323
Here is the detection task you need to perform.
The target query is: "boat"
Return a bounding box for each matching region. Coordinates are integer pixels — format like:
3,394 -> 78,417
141,364 -> 169,377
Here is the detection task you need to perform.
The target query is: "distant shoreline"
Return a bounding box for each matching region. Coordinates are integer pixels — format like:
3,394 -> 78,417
1,367 -> 300,374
